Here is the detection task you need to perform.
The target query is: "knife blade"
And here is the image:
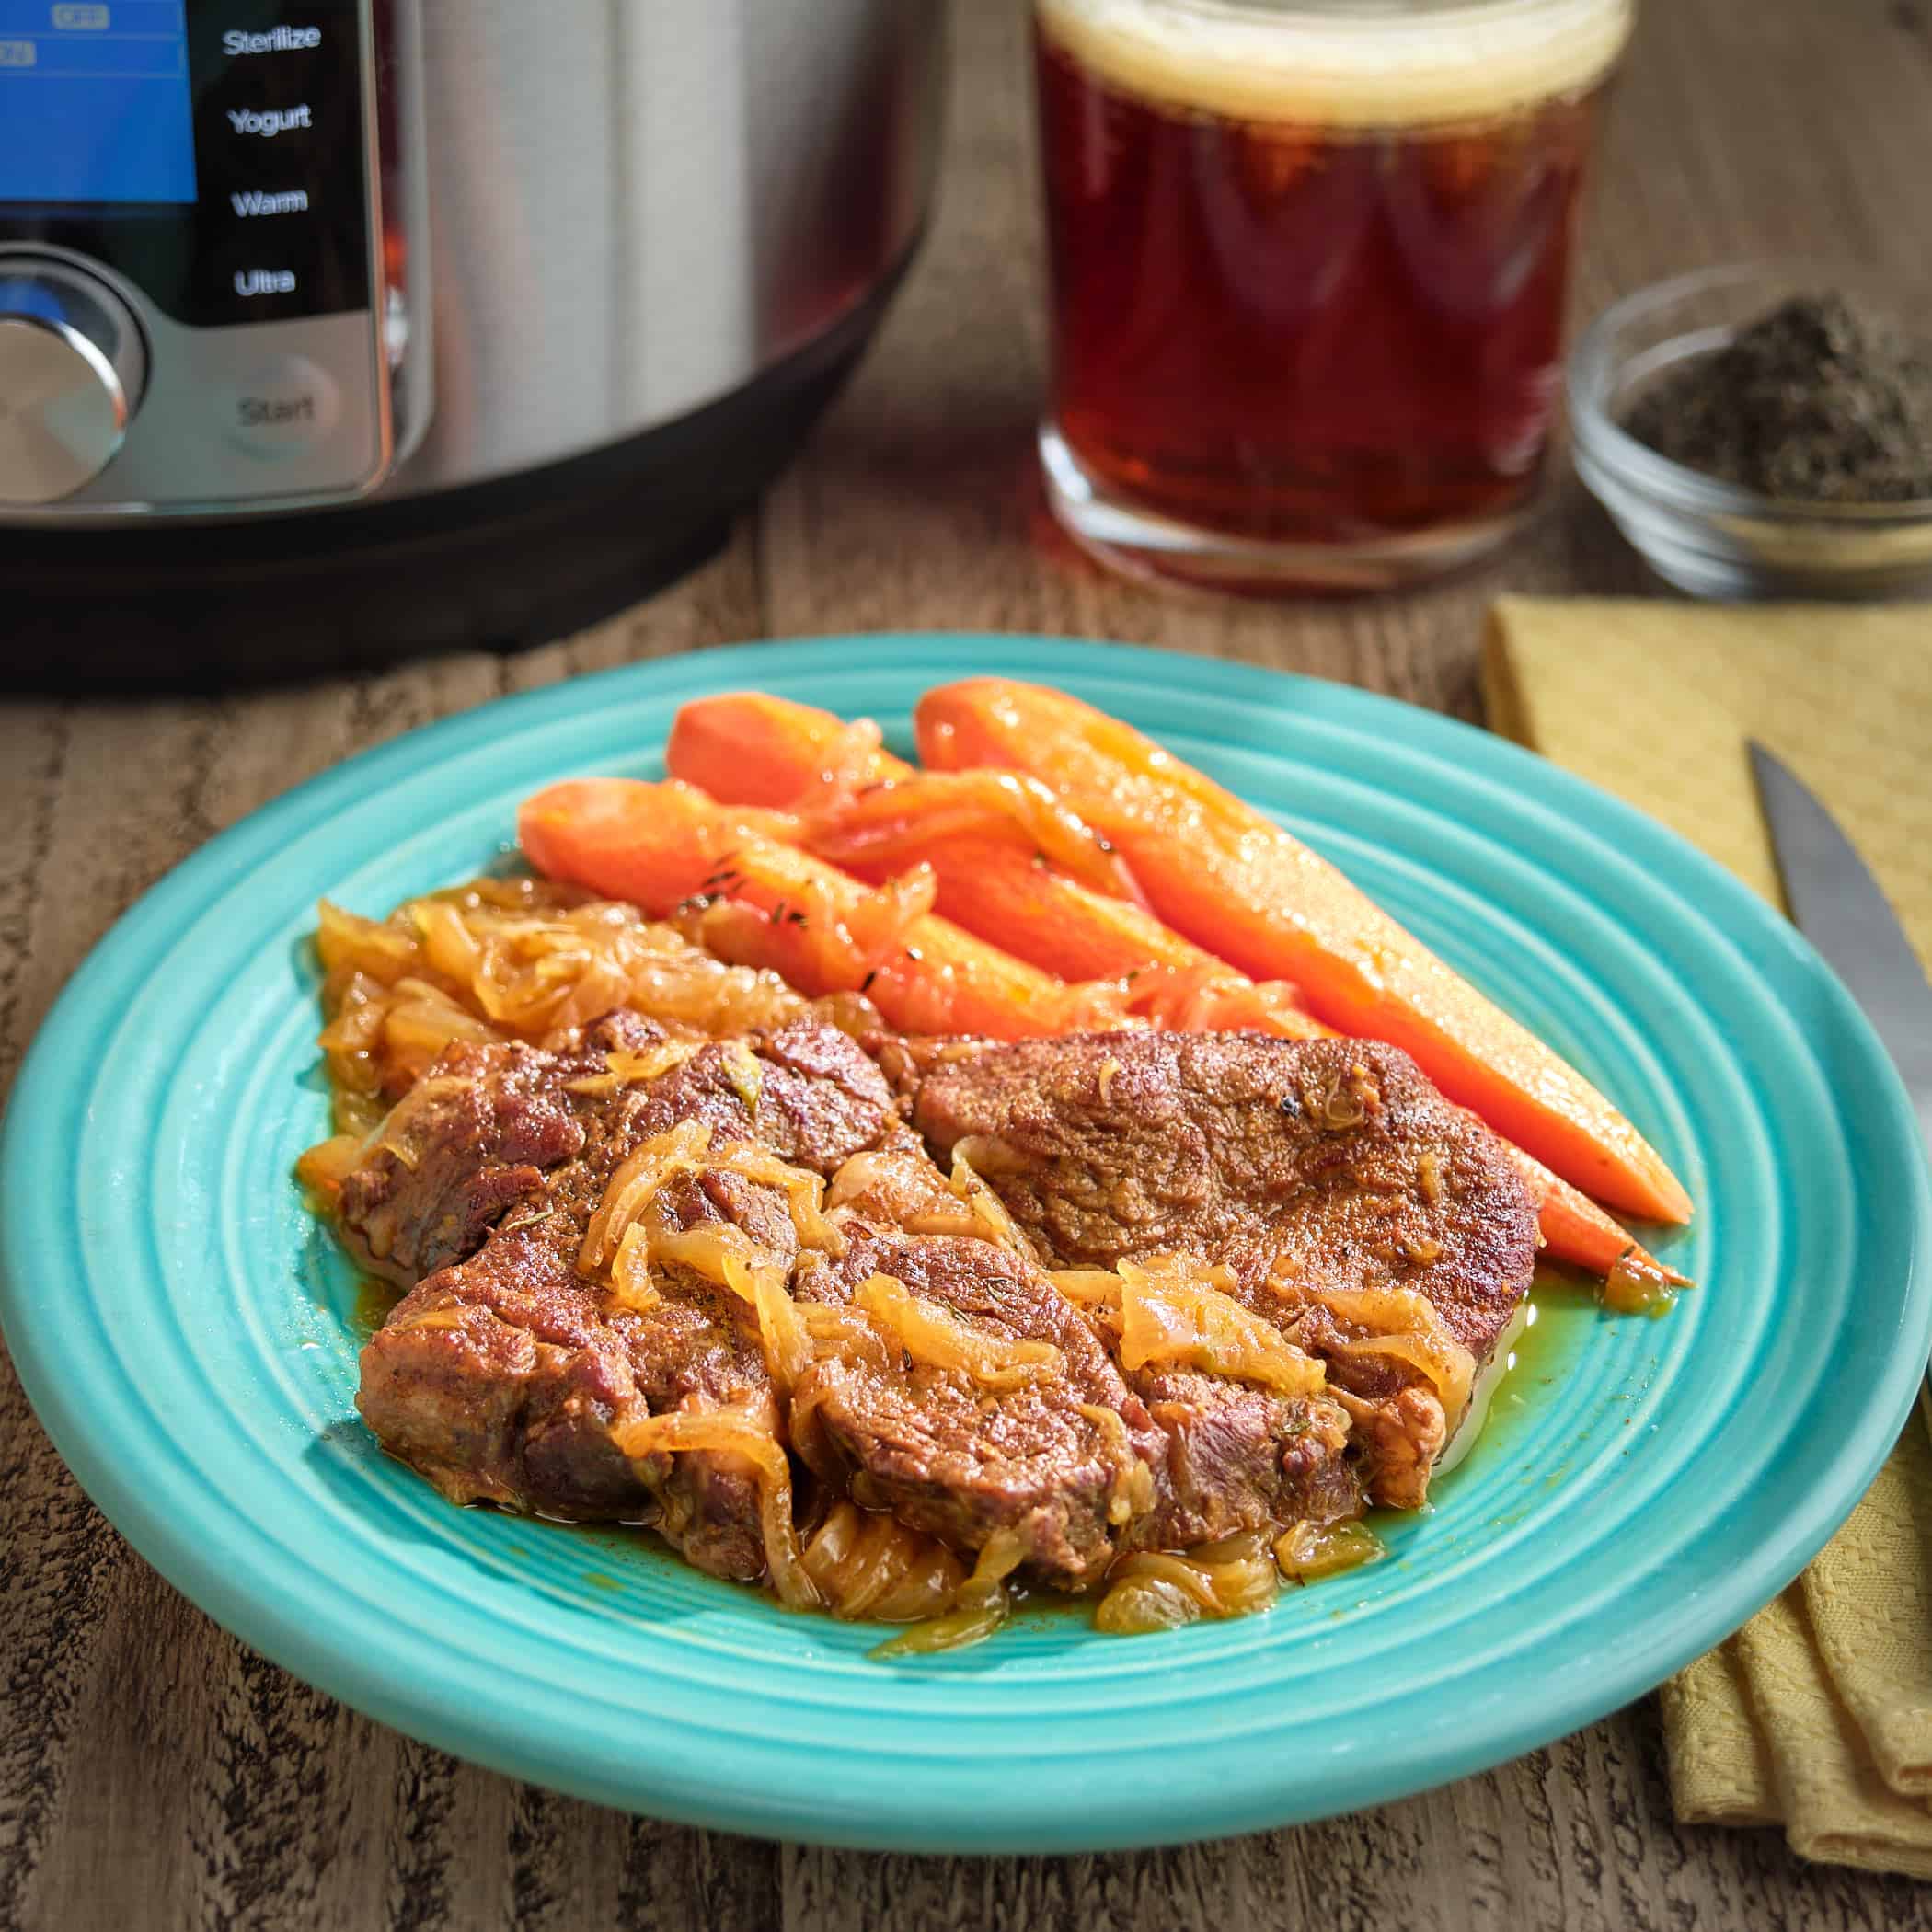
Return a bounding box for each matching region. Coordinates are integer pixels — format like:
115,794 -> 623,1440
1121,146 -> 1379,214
1748,742 -> 1932,1157
1750,744 -> 1932,1429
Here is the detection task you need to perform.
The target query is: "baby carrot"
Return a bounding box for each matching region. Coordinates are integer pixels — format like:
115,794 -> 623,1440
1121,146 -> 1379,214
666,691 -> 902,806
670,694 -> 1318,1021
666,695 -> 1685,1274
518,777 -> 1097,1041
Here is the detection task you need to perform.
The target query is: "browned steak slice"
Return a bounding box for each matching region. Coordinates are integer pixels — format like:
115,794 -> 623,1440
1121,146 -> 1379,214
910,1031 -> 1537,1358
337,1033 -> 603,1282
1130,1370 -> 1359,1549
819,1146 -> 1361,1554
593,1016 -> 909,1180
359,1222 -> 779,1578
354,1014 -> 908,1581
790,1221 -> 1161,1589
340,1010 -> 904,1291
908,1031 -> 1539,1508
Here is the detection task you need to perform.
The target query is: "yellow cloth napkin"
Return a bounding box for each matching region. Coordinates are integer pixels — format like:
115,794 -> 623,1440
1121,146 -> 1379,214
1482,596 -> 1932,1877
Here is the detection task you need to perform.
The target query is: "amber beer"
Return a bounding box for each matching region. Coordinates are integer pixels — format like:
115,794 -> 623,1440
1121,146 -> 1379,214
1034,0 -> 1633,589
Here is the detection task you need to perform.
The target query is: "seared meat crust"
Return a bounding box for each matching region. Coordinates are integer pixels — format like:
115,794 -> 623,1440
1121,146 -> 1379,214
909,1030 -> 1539,1363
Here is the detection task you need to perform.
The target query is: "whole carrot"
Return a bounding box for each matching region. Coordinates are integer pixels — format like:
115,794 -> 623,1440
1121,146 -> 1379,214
518,778 -> 1105,1041
666,691 -> 902,807
916,679 -> 1693,1225
670,693 -> 1317,1018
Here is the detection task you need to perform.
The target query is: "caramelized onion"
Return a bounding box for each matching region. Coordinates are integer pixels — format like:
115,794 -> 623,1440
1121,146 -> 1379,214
316,898 -> 420,981
1275,1520 -> 1384,1583
854,1273 -> 1062,1392
801,1501 -> 966,1624
1116,1258 -> 1327,1398
870,1527 -> 1027,1658
1094,1576 -> 1199,1634
1050,1269 -> 1127,1309
721,1041 -> 765,1118
580,1120 -> 712,1271
294,1131 -> 365,1200
946,1149 -> 1029,1254
1097,1532 -> 1279,1633
413,897 -> 487,984
389,1304 -> 472,1335
1317,1285 -> 1477,1432
313,883 -> 807,1080
607,1224 -> 661,1313
612,1405 -> 819,1610
564,1038 -> 704,1097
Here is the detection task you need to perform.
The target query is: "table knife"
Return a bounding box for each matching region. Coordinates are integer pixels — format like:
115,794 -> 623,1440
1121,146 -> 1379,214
1749,742 -> 1932,1423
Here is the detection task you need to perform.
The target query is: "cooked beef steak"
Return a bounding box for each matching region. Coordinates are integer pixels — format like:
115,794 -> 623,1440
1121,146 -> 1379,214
909,1032 -> 1536,1352
1133,1370 -> 1358,1547
615,1018 -> 909,1179
906,1031 -> 1539,1507
337,1034 -> 598,1282
790,1221 -> 1160,1588
358,1224 -> 776,1574
817,1144 -> 1362,1555
340,1010 -> 904,1289
348,1011 -> 1493,1593
352,1014 -> 908,1581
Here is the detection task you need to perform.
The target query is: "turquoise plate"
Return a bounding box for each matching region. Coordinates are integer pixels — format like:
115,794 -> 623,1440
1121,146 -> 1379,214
3,637 -> 1926,1853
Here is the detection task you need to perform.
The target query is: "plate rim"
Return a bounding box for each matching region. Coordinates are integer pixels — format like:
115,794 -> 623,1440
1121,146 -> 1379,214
3,631 -> 1927,1852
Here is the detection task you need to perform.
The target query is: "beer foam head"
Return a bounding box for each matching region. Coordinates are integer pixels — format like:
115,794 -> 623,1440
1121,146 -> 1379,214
1036,0 -> 1634,129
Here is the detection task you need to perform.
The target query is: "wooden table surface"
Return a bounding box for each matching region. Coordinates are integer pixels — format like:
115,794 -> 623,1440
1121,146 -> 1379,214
5,2 -> 1930,1925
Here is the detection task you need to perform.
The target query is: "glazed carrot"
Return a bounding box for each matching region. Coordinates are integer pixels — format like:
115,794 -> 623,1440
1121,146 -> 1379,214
668,693 -> 1685,1272
669,698 -> 1686,1271
1511,1147 -> 1690,1286
518,778 -> 1097,1041
669,693 -> 1320,1024
666,691 -> 901,805
916,680 -> 1693,1225
673,692 -> 1146,905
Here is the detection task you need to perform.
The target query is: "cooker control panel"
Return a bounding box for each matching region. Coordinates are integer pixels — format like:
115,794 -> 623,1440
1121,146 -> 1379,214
0,0 -> 427,514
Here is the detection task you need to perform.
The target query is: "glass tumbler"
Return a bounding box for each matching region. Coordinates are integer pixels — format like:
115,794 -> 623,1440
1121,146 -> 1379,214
1033,0 -> 1635,592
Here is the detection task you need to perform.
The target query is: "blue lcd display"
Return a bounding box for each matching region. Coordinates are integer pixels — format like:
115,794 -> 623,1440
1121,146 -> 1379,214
0,0 -> 198,204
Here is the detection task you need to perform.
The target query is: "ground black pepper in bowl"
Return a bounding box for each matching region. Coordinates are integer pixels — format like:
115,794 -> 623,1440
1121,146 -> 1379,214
1625,293 -> 1932,505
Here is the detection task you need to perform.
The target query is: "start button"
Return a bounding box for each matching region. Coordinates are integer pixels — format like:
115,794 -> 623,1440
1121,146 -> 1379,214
220,355 -> 339,457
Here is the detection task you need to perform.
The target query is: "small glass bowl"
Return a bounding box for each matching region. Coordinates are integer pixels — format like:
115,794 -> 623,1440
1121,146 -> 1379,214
1568,262 -> 1932,601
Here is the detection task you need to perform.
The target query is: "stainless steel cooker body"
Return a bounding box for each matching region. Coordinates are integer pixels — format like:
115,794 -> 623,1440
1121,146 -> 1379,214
402,0 -> 945,500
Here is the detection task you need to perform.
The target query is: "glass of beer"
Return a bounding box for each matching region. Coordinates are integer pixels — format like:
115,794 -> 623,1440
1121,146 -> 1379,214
1034,0 -> 1635,592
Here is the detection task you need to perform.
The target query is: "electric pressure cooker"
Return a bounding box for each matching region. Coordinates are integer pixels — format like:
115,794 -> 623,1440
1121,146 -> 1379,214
0,1 -> 946,683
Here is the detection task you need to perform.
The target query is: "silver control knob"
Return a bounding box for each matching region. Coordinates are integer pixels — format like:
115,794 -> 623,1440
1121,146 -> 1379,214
0,260 -> 148,506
